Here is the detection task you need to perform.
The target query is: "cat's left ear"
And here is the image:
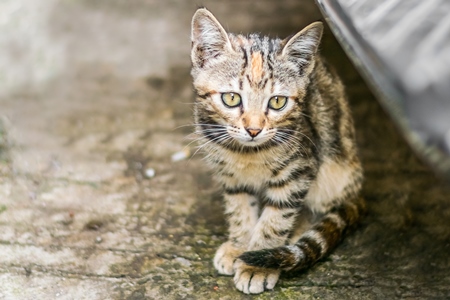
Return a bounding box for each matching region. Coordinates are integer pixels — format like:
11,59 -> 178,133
281,22 -> 323,74
191,8 -> 233,68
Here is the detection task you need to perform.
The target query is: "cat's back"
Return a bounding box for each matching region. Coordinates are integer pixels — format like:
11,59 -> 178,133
304,57 -> 363,212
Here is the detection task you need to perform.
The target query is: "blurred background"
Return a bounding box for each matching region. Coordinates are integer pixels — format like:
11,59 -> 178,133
317,0 -> 450,180
0,0 -> 321,95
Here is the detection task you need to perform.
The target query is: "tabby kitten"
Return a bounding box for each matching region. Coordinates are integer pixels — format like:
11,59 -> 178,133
190,8 -> 365,294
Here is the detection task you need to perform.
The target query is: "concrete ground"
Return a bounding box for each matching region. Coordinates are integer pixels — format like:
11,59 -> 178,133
1,0 -> 449,299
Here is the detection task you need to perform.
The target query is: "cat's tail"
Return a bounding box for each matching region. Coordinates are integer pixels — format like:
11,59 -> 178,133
239,197 -> 366,271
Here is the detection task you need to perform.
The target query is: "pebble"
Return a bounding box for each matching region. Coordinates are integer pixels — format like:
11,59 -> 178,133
175,257 -> 192,267
171,148 -> 190,162
145,168 -> 155,178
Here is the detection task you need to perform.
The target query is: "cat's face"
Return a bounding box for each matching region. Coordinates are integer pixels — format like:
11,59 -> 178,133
191,9 -> 322,150
196,66 -> 304,148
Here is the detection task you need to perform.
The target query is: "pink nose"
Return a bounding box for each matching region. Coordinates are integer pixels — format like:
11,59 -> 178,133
246,128 -> 262,138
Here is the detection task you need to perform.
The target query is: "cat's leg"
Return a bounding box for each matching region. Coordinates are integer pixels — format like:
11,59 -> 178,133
214,192 -> 259,275
237,196 -> 366,293
232,205 -> 299,294
233,260 -> 281,294
248,206 -> 299,249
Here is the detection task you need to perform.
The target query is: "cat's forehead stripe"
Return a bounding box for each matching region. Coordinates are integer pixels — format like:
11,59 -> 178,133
251,52 -> 263,83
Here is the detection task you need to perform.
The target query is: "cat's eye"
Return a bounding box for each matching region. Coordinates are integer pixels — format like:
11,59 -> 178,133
268,96 -> 288,110
221,92 -> 242,108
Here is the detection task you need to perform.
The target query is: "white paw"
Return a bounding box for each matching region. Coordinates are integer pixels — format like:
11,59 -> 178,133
233,260 -> 280,294
213,241 -> 243,275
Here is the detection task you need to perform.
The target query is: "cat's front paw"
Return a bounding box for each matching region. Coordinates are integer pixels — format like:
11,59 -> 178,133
213,241 -> 244,275
233,260 -> 280,294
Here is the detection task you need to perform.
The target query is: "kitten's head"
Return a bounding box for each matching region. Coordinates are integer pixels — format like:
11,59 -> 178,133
191,8 -> 323,151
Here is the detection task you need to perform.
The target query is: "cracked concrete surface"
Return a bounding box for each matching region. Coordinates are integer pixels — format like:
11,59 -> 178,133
1,0 -> 450,299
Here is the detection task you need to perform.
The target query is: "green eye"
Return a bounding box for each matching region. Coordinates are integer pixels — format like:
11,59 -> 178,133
221,92 -> 242,108
268,96 -> 288,110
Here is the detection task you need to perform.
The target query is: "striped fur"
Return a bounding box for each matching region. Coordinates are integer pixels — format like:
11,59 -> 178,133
191,8 -> 364,294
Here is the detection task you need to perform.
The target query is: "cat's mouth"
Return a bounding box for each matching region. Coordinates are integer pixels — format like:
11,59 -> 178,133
224,127 -> 277,148
242,140 -> 264,147
233,135 -> 273,147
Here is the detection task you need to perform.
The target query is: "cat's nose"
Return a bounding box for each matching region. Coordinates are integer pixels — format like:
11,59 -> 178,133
246,128 -> 262,138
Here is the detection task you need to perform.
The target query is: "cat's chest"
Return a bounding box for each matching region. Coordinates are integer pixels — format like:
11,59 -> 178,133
219,154 -> 275,188
232,161 -> 270,178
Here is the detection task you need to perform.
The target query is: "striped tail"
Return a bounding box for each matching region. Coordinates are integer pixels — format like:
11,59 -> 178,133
239,197 -> 366,271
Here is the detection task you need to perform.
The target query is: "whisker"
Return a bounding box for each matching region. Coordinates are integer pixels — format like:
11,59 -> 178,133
189,133 -> 231,161
174,123 -> 227,130
274,136 -> 298,155
180,127 -> 229,155
275,131 -> 309,158
183,128 -> 228,141
279,128 -> 317,150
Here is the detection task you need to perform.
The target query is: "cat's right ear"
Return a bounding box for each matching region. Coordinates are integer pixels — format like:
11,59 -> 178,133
281,22 -> 323,75
191,8 -> 232,68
